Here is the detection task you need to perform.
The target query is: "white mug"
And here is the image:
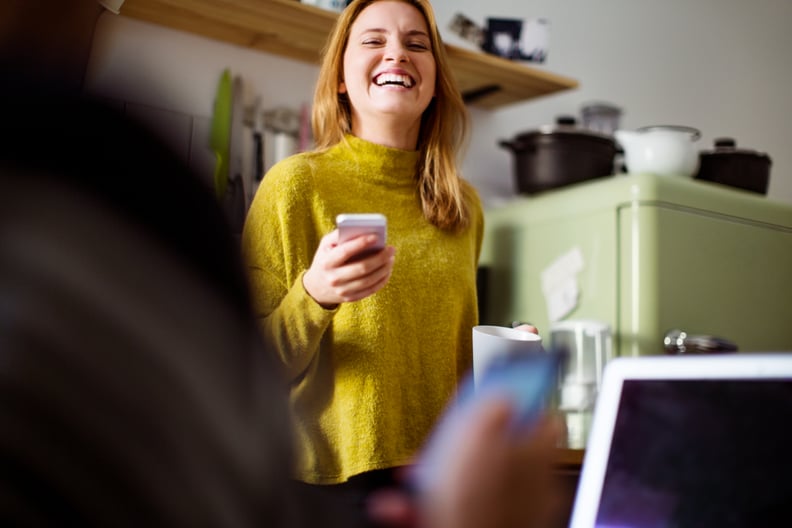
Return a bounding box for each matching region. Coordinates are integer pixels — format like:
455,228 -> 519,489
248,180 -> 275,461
472,325 -> 543,387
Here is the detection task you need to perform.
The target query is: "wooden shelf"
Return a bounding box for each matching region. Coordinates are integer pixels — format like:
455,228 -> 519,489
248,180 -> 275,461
118,0 -> 579,109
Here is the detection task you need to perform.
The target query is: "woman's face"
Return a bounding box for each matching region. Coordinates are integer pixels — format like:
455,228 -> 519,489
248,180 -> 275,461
340,1 -> 436,135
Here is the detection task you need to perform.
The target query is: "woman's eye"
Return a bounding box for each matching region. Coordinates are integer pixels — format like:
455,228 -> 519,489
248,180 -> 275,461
362,39 -> 384,46
407,42 -> 430,51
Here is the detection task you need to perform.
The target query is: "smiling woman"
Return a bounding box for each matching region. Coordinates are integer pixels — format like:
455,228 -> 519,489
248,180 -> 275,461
339,1 -> 436,141
240,0 -> 484,525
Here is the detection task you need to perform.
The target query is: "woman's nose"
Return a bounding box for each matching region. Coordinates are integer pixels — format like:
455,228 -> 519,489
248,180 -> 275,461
384,43 -> 409,62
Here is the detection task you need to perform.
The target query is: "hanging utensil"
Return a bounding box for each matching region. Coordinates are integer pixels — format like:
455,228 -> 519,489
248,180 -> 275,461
209,69 -> 232,199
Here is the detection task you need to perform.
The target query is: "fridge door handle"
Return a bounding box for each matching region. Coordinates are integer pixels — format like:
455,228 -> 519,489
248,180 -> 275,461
663,329 -> 738,354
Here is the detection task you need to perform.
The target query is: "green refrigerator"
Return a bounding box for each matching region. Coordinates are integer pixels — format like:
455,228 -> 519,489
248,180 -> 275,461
479,173 -> 792,357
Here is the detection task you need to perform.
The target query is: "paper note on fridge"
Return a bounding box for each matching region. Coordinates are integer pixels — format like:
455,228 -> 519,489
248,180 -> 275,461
541,247 -> 584,322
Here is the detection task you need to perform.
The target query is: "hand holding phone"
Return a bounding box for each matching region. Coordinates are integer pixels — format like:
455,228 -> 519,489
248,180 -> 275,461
336,213 -> 387,261
465,351 -> 563,428
411,350 -> 565,493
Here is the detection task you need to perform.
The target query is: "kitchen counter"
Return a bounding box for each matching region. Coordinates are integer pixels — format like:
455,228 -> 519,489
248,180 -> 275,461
556,446 -> 585,468
555,448 -> 584,527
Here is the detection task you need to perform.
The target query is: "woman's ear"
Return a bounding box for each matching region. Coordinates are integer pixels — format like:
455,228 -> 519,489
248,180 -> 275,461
339,80 -> 347,94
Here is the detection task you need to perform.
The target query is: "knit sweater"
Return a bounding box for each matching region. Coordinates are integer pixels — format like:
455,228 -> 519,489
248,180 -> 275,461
241,135 -> 483,484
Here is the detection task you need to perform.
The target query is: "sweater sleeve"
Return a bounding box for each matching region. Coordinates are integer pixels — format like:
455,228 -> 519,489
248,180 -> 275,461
241,156 -> 336,381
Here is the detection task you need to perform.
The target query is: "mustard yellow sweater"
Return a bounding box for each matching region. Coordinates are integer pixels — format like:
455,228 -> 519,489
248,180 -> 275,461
241,135 -> 483,484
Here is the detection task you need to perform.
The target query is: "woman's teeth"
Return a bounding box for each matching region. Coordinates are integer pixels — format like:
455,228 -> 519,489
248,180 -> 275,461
374,73 -> 414,88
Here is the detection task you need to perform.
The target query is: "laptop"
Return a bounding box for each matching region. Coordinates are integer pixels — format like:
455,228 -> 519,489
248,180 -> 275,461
568,353 -> 792,528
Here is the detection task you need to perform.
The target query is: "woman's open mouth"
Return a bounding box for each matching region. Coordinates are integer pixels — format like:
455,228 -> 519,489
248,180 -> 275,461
373,73 -> 415,88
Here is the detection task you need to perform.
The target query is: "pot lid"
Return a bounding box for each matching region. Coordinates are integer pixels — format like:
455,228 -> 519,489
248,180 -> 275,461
700,137 -> 771,162
517,115 -> 616,143
636,125 -> 701,141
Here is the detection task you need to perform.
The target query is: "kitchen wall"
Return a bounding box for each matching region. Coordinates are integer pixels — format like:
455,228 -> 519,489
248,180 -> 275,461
85,0 -> 792,207
85,12 -> 318,192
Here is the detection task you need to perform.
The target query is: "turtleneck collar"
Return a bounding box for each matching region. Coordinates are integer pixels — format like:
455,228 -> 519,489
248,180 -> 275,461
336,134 -> 421,180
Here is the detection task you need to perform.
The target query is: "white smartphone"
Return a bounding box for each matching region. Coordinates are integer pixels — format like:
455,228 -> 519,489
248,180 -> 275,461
336,213 -> 387,260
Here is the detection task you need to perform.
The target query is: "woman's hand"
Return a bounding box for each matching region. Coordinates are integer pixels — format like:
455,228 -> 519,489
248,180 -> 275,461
512,322 -> 539,335
302,229 -> 395,309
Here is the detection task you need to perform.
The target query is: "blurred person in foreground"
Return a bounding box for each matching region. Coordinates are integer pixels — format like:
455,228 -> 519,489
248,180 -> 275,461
0,1 -> 564,527
1,2 -> 297,525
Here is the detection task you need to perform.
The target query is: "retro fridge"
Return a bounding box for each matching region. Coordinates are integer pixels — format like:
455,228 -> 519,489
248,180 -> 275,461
478,173 -> 792,357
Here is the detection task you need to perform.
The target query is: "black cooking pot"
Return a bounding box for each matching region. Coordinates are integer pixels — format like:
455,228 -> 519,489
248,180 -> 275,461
694,138 -> 772,195
499,116 -> 617,195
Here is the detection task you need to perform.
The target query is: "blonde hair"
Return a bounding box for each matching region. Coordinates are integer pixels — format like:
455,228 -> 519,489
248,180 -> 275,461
312,0 -> 474,232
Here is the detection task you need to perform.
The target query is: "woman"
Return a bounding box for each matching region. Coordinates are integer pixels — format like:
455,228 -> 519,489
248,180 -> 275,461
241,0 -> 483,516
1,2 -> 562,527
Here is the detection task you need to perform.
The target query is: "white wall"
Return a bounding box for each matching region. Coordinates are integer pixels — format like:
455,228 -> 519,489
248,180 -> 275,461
85,0 -> 792,207
85,13 -> 319,192
87,12 -> 318,117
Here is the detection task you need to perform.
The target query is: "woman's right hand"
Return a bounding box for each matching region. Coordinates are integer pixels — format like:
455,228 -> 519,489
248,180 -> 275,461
302,229 -> 396,309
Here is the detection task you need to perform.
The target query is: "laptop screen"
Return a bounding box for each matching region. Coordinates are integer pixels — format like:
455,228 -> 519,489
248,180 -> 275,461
570,355 -> 792,528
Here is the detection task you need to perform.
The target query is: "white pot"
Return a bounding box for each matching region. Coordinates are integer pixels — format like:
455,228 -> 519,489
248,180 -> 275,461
615,125 -> 701,177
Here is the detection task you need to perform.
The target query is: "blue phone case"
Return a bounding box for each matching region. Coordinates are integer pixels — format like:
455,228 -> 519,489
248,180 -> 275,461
460,351 -> 564,429
411,350 -> 566,493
